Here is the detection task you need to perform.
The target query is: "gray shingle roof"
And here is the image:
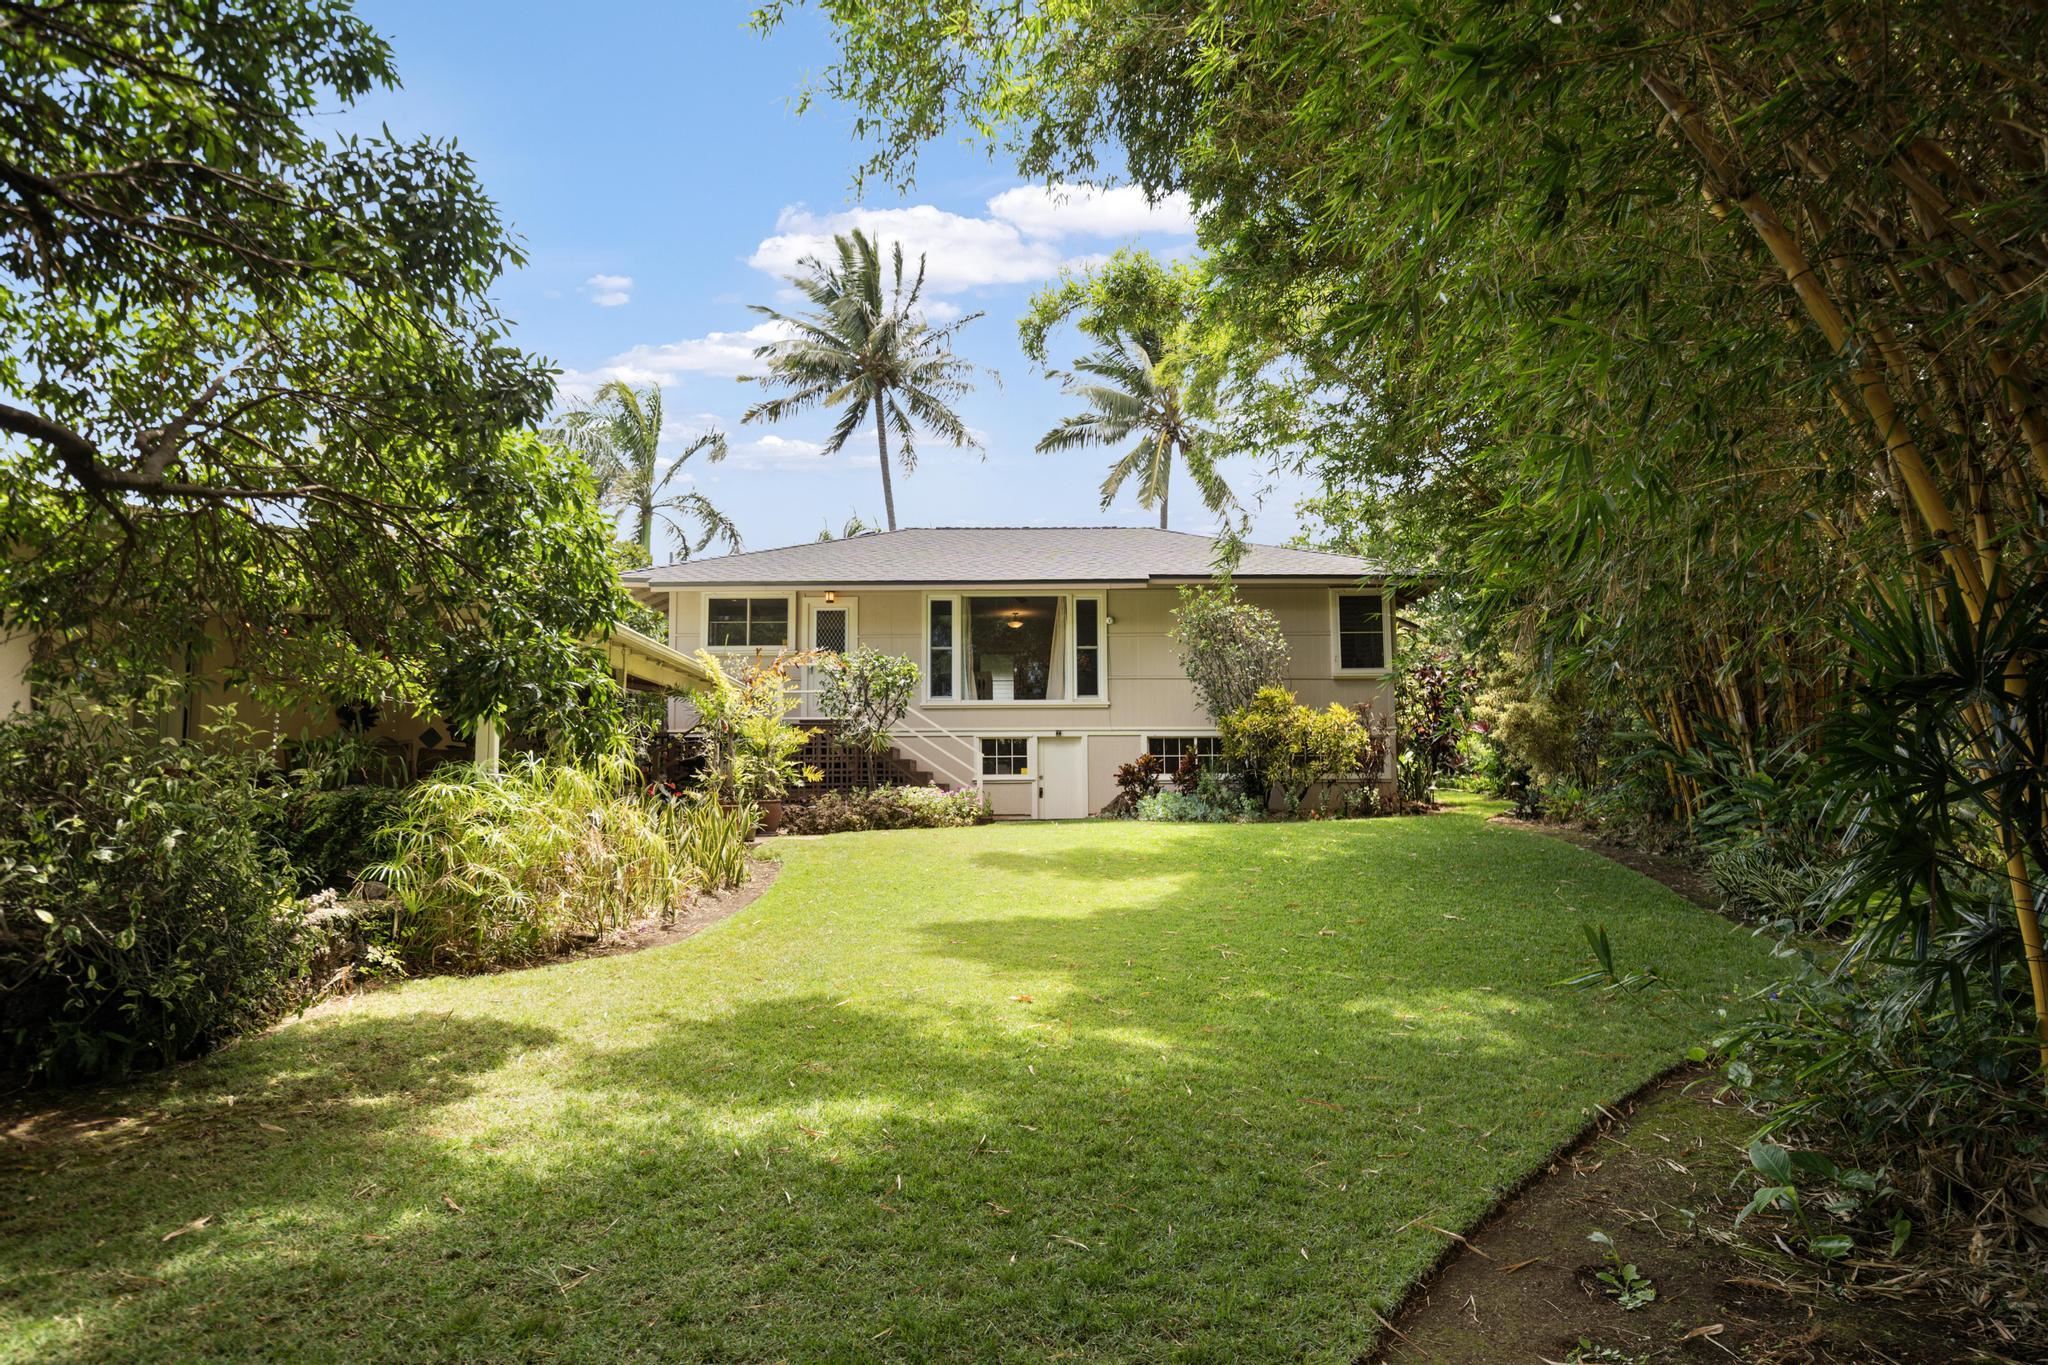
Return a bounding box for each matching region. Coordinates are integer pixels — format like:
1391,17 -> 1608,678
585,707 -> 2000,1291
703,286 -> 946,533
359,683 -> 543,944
623,527 -> 1387,587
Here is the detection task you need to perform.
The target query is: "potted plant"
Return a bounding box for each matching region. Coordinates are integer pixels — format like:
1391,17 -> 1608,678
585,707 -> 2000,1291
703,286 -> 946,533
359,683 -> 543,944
686,648 -> 823,834
732,711 -> 821,833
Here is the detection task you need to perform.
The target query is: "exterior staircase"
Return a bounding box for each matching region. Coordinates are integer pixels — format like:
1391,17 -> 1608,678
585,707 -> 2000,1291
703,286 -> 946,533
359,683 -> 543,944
792,723 -> 940,797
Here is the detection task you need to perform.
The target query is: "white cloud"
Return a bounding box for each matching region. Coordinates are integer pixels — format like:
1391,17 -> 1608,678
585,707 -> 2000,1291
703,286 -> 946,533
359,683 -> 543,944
749,434 -> 822,459
985,184 -> 1196,239
727,431 -> 879,472
554,321 -> 793,402
747,183 -> 1197,295
750,204 -> 1064,293
583,273 -> 634,307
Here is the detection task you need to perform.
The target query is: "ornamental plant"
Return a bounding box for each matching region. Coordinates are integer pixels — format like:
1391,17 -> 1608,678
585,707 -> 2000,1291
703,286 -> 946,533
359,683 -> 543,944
817,646 -> 920,787
0,705 -> 307,1081
1168,585 -> 1290,723
686,649 -> 823,804
1221,686 -> 1372,815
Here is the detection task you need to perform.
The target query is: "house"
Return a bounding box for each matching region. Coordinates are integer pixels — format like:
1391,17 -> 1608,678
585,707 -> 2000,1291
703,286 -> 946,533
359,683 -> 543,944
624,526 -> 1400,818
0,622 -> 709,776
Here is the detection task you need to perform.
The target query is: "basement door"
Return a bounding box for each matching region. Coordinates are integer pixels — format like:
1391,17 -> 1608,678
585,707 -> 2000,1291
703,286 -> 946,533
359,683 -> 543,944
1035,736 -> 1088,819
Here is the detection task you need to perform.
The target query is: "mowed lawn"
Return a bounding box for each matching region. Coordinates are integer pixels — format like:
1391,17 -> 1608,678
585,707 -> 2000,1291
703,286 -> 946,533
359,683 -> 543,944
1,805 -> 1778,1362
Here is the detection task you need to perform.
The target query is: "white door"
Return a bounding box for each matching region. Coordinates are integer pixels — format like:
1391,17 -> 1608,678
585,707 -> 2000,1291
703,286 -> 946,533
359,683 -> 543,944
1035,736 -> 1088,819
803,598 -> 856,716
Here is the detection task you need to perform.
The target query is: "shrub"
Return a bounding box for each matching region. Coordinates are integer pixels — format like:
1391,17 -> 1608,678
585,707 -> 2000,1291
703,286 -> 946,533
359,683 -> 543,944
369,753 -> 718,970
0,708 -> 306,1082
1115,752 -> 1164,804
687,649 -> 822,803
783,786 -> 992,835
1135,771 -> 1263,823
1169,585 -> 1291,722
1396,647 -> 1479,784
271,783 -> 406,894
676,793 -> 753,890
1705,843 -> 1837,932
1220,686 -> 1372,814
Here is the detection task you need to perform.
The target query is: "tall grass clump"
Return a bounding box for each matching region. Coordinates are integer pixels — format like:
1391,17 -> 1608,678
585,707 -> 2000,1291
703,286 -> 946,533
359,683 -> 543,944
678,795 -> 752,890
369,753 -> 735,971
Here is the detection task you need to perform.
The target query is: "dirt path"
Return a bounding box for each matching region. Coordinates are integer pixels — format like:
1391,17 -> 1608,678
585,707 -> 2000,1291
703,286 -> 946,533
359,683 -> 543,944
1367,1073 -> 1977,1364
1367,821 -> 2001,1363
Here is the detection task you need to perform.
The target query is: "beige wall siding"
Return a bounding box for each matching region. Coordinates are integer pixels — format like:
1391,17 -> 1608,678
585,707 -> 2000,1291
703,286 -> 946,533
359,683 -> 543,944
0,631 -> 31,717
662,582 -> 1394,813
982,780 -> 1033,819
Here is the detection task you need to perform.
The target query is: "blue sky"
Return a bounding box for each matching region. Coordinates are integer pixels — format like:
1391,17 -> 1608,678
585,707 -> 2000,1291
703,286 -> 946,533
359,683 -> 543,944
343,1 -> 1312,562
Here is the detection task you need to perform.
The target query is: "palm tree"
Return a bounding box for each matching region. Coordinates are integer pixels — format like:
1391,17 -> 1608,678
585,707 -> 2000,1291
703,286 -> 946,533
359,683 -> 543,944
558,380 -> 739,564
1035,333 -> 1233,529
816,511 -> 877,541
743,229 -> 984,531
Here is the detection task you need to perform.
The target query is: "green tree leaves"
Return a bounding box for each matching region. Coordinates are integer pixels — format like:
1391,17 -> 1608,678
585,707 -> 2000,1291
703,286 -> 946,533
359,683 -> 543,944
0,1 -> 620,727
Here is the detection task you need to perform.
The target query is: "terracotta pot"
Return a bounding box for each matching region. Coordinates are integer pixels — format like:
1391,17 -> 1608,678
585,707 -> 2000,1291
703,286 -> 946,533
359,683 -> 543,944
758,799 -> 785,835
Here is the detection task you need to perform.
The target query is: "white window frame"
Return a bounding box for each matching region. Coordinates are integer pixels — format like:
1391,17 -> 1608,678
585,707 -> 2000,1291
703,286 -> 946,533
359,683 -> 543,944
802,594 -> 858,653
1328,588 -> 1394,677
978,735 -> 1033,781
923,591 -> 1109,707
1145,734 -> 1226,765
700,591 -> 798,655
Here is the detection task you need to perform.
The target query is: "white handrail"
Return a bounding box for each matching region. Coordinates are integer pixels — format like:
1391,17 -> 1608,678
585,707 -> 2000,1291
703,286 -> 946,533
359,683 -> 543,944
789,685 -> 981,790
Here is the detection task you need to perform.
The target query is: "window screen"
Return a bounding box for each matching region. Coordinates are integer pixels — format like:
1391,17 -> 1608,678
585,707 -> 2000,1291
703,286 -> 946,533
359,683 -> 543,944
1146,736 -> 1225,765
1074,597 -> 1101,698
929,599 -> 954,698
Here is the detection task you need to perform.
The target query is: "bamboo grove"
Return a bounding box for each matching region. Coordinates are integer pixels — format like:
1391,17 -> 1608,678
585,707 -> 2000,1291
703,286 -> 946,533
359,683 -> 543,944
770,0 -> 2048,1082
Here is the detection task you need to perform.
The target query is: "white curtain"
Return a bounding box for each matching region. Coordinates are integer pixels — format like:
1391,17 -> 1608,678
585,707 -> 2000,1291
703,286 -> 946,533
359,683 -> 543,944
1046,596 -> 1066,700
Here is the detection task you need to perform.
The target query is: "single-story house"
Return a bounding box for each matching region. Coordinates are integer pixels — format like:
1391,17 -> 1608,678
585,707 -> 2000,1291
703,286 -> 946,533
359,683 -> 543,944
0,622 -> 711,776
625,526 -> 1400,819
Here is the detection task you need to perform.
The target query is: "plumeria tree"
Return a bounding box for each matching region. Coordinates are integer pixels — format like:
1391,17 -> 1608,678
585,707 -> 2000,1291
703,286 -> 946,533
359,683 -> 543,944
817,646 -> 920,787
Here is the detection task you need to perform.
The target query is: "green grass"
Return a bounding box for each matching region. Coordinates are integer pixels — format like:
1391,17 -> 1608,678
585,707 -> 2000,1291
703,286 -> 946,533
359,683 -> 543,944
1,808 -> 1777,1362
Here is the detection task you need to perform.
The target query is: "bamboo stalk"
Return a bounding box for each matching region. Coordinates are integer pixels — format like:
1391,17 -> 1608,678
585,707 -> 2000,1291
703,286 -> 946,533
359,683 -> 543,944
1643,70 -> 1991,621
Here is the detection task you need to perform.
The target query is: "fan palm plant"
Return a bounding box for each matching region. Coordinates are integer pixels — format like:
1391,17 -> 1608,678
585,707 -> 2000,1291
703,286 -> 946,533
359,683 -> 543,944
1035,333 -> 1233,530
742,229 -> 984,531
558,380 -> 738,563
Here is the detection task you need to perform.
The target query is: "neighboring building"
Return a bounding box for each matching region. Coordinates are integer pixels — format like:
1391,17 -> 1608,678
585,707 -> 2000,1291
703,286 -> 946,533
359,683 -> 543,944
0,623 -> 707,775
625,526 -> 1400,819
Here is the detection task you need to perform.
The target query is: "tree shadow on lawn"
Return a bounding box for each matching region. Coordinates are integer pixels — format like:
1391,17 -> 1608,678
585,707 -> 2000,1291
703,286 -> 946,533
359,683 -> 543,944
1,1009 -> 561,1361
0,820 -> 1771,1362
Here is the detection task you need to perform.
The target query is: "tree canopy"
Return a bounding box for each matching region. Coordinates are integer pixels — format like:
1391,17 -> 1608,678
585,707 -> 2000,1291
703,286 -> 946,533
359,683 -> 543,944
0,0 -> 623,722
765,1 -> 2048,1072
